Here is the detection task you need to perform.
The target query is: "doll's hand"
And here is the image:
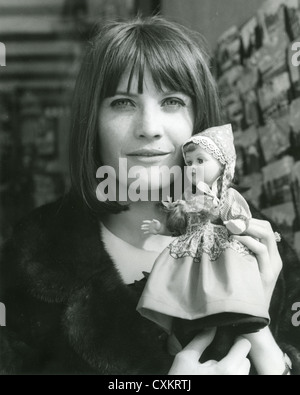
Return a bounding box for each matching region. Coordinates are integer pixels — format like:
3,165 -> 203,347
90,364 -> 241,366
168,328 -> 251,375
141,219 -> 161,235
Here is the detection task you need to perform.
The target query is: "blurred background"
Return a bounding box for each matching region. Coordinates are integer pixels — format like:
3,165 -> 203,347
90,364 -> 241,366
0,0 -> 299,257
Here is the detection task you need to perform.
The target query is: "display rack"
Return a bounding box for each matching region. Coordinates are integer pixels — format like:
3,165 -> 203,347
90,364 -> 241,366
215,0 -> 300,257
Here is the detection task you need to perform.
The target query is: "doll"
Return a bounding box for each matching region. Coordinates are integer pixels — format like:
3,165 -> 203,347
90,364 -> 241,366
137,124 -> 270,347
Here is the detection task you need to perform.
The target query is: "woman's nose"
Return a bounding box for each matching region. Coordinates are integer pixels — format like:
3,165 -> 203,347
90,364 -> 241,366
134,107 -> 163,139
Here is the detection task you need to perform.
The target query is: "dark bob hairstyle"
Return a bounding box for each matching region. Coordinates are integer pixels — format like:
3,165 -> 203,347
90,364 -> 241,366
69,16 -> 222,215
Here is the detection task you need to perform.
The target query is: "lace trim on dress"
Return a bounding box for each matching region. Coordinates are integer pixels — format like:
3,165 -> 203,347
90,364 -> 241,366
168,218 -> 253,262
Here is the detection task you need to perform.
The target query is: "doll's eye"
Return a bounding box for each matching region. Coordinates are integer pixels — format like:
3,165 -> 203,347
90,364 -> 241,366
197,158 -> 204,164
186,161 -> 192,166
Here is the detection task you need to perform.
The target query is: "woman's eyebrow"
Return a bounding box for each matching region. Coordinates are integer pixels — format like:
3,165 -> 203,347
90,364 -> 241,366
113,91 -> 138,97
161,90 -> 187,96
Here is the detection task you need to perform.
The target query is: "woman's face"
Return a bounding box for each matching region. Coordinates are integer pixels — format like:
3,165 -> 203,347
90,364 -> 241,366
98,68 -> 195,199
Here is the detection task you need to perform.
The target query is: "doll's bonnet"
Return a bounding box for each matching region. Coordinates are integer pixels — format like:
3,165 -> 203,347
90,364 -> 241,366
182,123 -> 236,179
182,124 -> 236,209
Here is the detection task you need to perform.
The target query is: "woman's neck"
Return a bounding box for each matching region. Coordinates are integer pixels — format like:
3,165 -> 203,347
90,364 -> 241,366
101,201 -> 166,249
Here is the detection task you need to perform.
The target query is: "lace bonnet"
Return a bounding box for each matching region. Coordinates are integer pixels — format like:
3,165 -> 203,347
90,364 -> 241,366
182,124 -> 236,209
182,123 -> 236,179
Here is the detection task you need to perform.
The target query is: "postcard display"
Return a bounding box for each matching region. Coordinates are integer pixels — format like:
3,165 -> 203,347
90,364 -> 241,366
215,0 -> 300,257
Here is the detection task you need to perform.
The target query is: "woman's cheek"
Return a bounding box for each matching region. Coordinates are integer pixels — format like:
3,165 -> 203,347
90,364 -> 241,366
172,120 -> 194,144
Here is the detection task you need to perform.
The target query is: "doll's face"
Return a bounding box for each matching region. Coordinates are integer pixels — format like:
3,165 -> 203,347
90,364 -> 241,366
98,67 -> 194,197
184,146 -> 223,187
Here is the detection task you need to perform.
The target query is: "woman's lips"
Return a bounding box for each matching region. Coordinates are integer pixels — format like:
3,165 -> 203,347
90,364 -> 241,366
126,149 -> 172,163
127,149 -> 171,156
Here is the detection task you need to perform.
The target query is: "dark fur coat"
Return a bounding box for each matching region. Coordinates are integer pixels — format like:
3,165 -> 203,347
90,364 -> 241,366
1,192 -> 300,375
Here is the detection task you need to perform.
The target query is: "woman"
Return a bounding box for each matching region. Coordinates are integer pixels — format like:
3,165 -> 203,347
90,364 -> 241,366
1,16 -> 299,375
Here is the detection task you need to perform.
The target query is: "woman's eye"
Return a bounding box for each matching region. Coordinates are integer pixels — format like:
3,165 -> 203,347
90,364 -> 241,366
197,159 -> 203,164
186,162 -> 192,166
111,99 -> 135,108
162,97 -> 185,107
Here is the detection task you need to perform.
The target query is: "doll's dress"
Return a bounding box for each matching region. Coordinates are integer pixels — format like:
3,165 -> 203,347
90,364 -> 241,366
137,190 -> 270,337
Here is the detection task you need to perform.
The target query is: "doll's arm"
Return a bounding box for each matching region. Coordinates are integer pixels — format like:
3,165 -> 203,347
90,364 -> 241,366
221,188 -> 252,235
141,219 -> 172,236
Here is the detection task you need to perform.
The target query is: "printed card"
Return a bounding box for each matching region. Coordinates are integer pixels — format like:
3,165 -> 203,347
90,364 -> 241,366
258,115 -> 291,162
240,16 -> 260,60
258,72 -> 291,117
216,26 -> 242,74
262,156 -> 295,205
239,172 -> 263,208
239,126 -> 262,174
262,202 -> 296,246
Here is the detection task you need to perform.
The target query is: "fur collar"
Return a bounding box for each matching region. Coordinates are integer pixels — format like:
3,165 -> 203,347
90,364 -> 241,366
4,193 -> 172,374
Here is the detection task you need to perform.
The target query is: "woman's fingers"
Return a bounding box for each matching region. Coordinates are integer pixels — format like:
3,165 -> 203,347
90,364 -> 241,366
169,331 -> 252,375
236,358 -> 251,376
232,235 -> 270,276
179,328 -> 217,362
243,219 -> 283,274
246,220 -> 280,260
218,337 -> 251,374
233,231 -> 282,305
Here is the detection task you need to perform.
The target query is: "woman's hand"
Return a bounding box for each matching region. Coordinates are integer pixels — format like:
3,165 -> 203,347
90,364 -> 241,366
241,327 -> 288,375
232,218 -> 283,306
232,218 -> 286,374
168,328 -> 251,375
141,219 -> 162,235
